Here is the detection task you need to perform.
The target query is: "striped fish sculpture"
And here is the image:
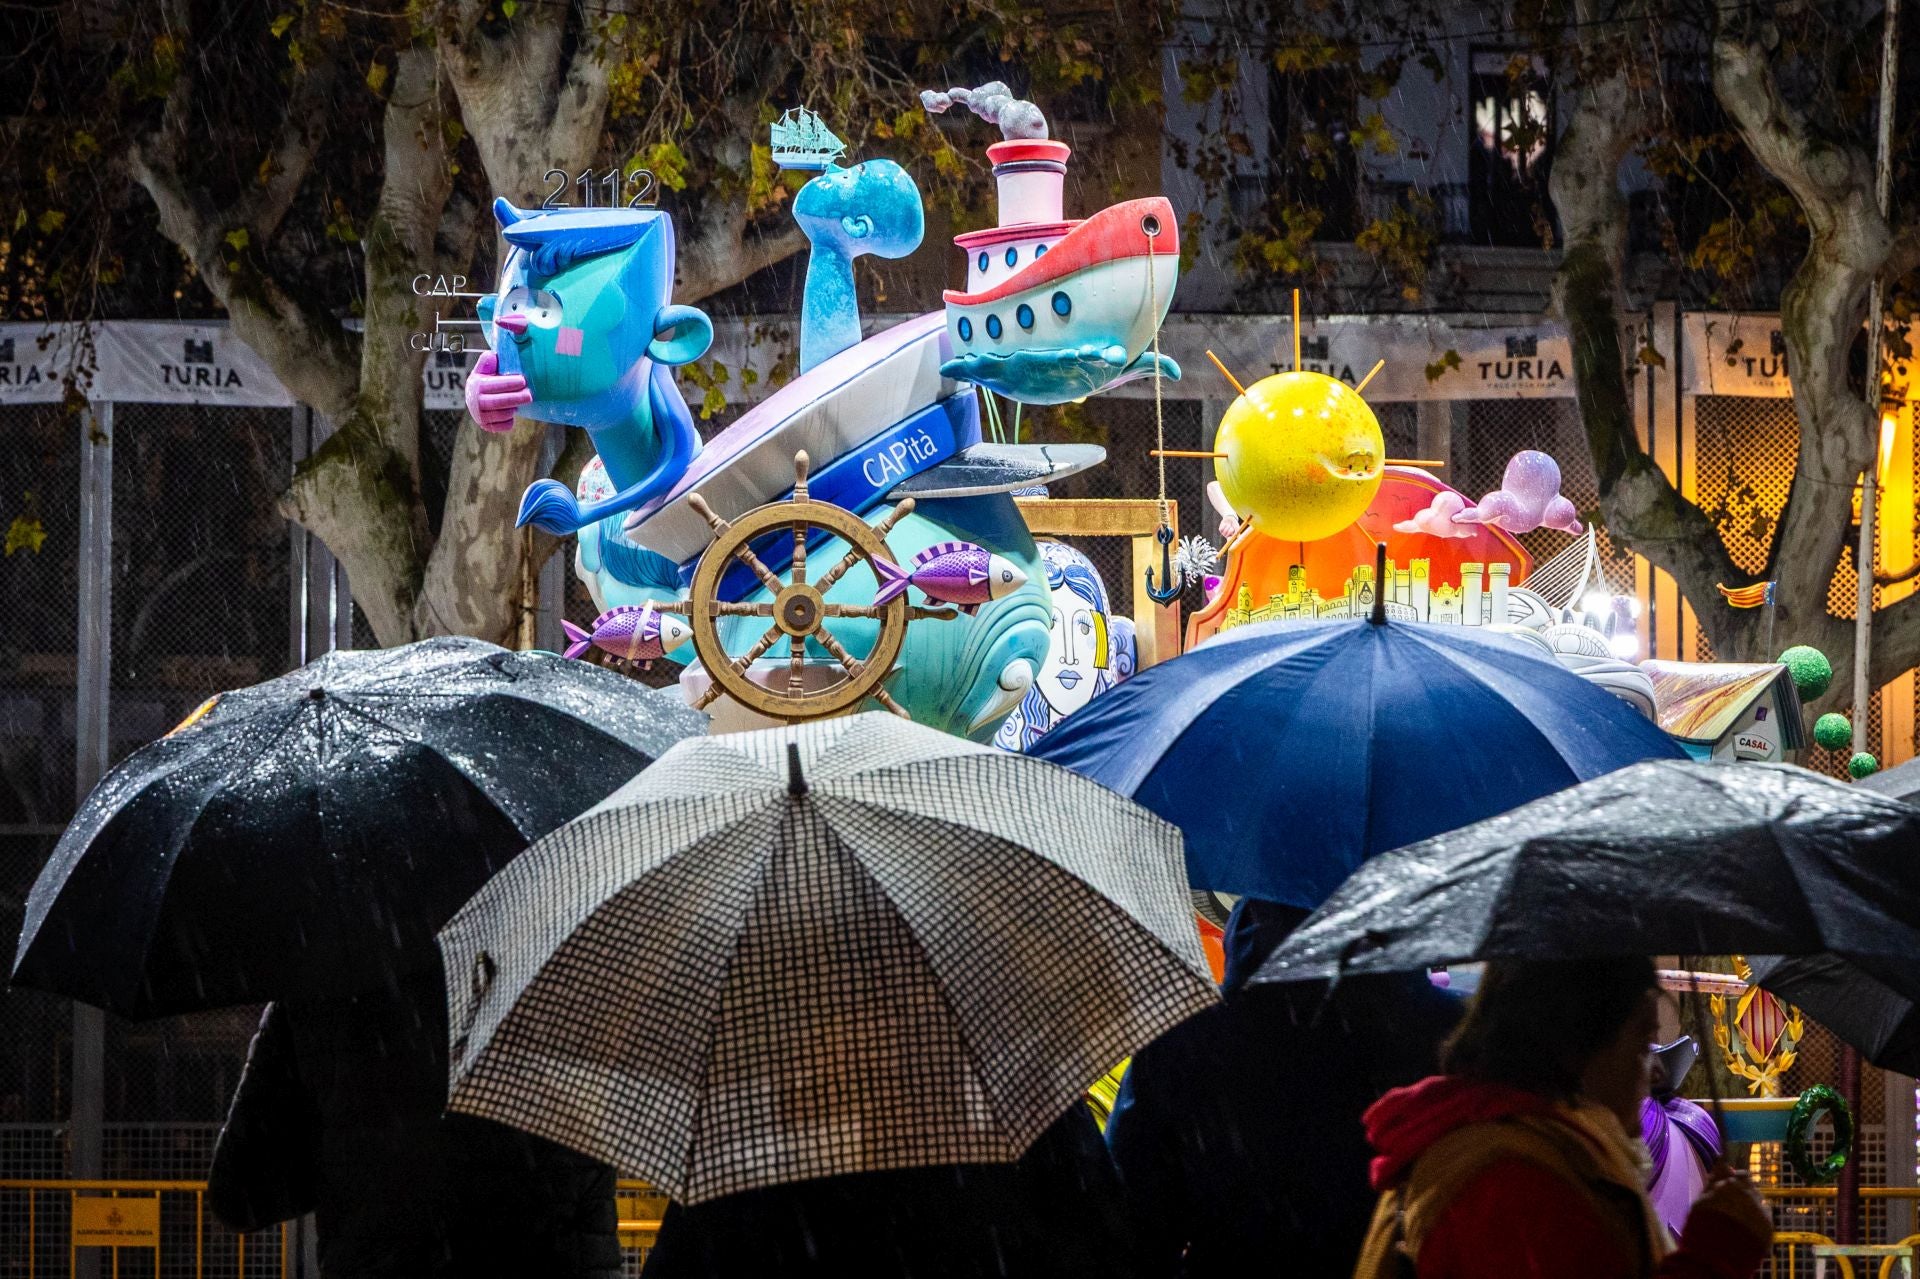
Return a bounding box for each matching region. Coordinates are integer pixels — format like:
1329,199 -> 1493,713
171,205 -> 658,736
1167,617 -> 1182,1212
561,604 -> 693,664
872,540 -> 1027,612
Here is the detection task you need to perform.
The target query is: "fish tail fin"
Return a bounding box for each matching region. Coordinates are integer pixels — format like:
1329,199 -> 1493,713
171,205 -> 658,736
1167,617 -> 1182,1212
872,557 -> 911,606
561,620 -> 592,660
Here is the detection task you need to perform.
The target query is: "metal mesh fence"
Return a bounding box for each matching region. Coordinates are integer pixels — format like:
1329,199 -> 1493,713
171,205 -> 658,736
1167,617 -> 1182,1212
104,404 -> 289,1150
0,404 -> 82,1135
1694,396 -> 1799,578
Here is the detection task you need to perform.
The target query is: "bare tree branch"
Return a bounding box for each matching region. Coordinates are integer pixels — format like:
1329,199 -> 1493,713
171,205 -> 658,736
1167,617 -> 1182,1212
126,2 -> 359,417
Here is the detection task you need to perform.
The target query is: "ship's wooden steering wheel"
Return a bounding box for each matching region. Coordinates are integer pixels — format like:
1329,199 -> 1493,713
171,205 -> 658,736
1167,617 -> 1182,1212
654,451 -> 954,722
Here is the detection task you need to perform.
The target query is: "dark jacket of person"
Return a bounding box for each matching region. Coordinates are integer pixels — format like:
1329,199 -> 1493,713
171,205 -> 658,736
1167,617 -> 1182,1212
207,965 -> 620,1279
1103,898 -> 1463,1277
640,1104 -> 1143,1279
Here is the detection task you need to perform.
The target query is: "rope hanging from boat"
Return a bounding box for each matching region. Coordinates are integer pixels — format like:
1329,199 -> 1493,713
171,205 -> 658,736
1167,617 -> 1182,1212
1143,218 -> 1183,607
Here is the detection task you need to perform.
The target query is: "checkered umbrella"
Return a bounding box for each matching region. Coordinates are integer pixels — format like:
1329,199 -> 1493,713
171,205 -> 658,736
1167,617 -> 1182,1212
438,713 -> 1217,1204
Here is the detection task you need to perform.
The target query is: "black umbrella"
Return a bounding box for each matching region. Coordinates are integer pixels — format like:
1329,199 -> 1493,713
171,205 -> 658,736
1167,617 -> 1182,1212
1748,953 -> 1920,1078
1251,761 -> 1920,986
13,636 -> 704,1018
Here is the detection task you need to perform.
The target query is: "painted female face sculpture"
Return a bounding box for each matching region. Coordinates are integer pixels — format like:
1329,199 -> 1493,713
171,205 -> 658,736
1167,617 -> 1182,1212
997,539 -> 1135,750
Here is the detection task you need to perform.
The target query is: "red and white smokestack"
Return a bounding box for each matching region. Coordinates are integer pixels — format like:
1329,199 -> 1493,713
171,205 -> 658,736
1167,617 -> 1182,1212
988,140 -> 1070,227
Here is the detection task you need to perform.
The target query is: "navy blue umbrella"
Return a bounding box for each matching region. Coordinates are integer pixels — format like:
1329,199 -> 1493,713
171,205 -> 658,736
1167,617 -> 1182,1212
1028,615 -> 1685,909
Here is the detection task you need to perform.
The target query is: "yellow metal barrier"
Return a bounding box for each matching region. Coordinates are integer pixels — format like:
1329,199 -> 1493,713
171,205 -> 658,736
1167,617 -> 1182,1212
1881,1235 -> 1920,1279
1773,1232 -> 1853,1279
616,1181 -> 668,1256
0,1180 -> 288,1279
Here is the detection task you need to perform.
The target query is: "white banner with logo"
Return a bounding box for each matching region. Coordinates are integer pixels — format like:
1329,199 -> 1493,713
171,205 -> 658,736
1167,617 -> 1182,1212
0,324 -> 97,404
91,322 -> 296,407
1680,313 -> 1791,398
1134,313 -> 1647,402
0,312 -> 1659,410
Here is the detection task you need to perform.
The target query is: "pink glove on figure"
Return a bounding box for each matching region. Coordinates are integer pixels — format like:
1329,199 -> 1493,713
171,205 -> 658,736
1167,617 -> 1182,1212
465,351 -> 533,433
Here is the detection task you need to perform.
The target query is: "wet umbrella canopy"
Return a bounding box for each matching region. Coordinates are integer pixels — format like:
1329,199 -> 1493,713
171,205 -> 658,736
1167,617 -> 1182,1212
1029,617 -> 1683,908
439,713 -> 1218,1204
1251,761 -> 1920,985
1748,953 -> 1920,1078
13,636 -> 705,1018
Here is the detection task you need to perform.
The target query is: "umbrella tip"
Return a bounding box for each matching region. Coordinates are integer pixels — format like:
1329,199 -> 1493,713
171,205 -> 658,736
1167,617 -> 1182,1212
787,741 -> 808,798
1369,542 -> 1388,625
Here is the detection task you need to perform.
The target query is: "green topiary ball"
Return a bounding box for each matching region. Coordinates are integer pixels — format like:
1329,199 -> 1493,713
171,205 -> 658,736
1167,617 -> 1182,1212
1778,645 -> 1833,700
1849,752 -> 1880,779
1813,713 -> 1853,750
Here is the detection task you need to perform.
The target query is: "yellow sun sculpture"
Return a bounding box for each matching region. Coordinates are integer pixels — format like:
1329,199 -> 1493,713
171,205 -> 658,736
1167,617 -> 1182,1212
1215,369 -> 1386,543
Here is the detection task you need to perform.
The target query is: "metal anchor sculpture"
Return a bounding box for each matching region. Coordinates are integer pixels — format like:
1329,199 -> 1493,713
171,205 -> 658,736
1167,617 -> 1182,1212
1143,523 -> 1183,606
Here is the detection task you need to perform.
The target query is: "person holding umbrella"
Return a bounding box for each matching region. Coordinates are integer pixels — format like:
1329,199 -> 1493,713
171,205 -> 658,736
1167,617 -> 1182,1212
435,715 -> 1222,1278
1352,957 -> 1772,1279
13,638 -> 706,1279
1035,569 -> 1683,1272
1103,897 -> 1462,1275
1244,759 -> 1920,1276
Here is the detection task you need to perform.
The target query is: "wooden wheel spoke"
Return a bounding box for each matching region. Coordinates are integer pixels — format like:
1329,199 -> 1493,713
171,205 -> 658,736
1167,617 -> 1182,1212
812,547 -> 866,594
906,605 -> 959,622
647,601 -> 692,616
791,522 -> 808,586
787,634 -> 807,696
711,600 -> 777,618
821,602 -> 887,620
730,544 -> 785,594
811,627 -> 868,679
730,624 -> 785,673
871,685 -> 911,718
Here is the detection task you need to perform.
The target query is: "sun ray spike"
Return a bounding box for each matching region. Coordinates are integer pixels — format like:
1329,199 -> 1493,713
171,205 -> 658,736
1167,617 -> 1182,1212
1204,350 -> 1248,397
1355,358 -> 1385,396
1292,289 -> 1302,371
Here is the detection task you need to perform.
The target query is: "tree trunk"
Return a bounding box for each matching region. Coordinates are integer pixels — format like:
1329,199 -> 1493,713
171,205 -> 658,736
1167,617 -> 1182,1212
1552,2 -> 1750,654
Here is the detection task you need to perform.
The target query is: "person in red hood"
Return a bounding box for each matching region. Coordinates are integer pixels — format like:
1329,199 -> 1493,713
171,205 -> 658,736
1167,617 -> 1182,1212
1353,956 -> 1773,1279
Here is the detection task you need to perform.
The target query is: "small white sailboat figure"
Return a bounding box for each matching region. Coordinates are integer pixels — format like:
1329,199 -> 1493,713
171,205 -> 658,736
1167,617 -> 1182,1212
771,107 -> 848,172
921,82 -> 1181,405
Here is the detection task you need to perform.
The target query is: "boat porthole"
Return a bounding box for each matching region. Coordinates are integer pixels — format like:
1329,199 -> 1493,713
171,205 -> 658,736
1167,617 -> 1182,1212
1052,291 -> 1071,317
1035,243 -> 1048,257
1016,304 -> 1035,330
1005,246 -> 1019,267
977,251 -> 989,273
986,314 -> 1003,340
1141,213 -> 1162,237
957,316 -> 973,342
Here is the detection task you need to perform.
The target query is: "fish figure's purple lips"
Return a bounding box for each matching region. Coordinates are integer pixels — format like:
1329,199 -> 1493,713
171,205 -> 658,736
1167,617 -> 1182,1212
1054,669 -> 1083,689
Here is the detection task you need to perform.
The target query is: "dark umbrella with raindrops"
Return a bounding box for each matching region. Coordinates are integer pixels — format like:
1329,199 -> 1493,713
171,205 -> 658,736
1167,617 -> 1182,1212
13,636 -> 705,1018
1748,953 -> 1920,1078
1250,760 -> 1920,986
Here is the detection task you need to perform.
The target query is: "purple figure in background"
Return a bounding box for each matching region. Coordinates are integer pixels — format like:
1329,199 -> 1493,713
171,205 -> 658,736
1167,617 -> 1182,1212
1453,450 -> 1585,535
1640,1036 -> 1723,1238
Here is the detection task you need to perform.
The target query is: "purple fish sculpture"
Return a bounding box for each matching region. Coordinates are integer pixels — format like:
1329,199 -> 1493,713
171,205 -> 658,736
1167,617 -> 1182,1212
872,540 -> 1027,612
562,604 -> 693,664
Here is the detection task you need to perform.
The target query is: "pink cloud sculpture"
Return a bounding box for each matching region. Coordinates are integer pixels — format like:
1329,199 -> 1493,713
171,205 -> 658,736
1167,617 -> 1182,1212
1452,450 -> 1584,535
1393,489 -> 1477,539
